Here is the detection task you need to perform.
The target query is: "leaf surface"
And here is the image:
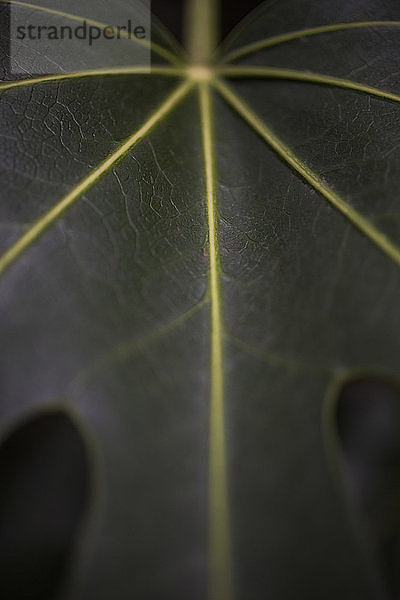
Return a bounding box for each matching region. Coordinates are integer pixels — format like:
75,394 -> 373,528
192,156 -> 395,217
1,0 -> 400,598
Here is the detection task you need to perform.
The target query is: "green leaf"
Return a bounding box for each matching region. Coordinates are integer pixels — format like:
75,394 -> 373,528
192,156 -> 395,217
1,0 -> 400,598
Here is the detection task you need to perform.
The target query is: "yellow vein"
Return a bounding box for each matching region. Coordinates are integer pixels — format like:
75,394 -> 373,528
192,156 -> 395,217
186,0 -> 218,64
0,66 -> 185,91
69,296 -> 208,392
218,66 -> 400,104
222,21 -> 400,64
1,0 -> 181,65
199,81 -> 232,600
214,78 -> 400,267
0,80 -> 193,278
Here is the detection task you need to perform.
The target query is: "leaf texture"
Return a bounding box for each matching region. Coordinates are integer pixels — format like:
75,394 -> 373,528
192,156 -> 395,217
1,0 -> 400,599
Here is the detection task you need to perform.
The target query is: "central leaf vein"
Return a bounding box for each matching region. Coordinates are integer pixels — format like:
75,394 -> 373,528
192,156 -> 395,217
199,80 -> 232,600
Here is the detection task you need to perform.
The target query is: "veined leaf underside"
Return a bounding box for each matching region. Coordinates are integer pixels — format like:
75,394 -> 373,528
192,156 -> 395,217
1,0 -> 400,598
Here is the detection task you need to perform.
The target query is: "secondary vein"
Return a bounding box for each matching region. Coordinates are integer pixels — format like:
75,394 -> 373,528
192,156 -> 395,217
199,80 -> 232,600
0,66 -> 185,91
227,333 -> 332,375
1,0 -> 181,65
221,21 -> 400,64
214,78 -> 400,268
0,80 -> 193,278
218,66 -> 400,104
69,295 -> 208,392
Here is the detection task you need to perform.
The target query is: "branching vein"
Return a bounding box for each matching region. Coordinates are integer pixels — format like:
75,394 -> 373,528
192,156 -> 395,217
69,296 -> 208,392
218,66 -> 400,104
222,21 -> 400,64
0,80 -> 193,278
214,78 -> 400,267
1,0 -> 181,65
227,333 -> 332,375
0,66 -> 185,91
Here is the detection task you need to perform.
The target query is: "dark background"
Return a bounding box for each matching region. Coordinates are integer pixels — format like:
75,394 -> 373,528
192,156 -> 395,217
151,0 -> 263,46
